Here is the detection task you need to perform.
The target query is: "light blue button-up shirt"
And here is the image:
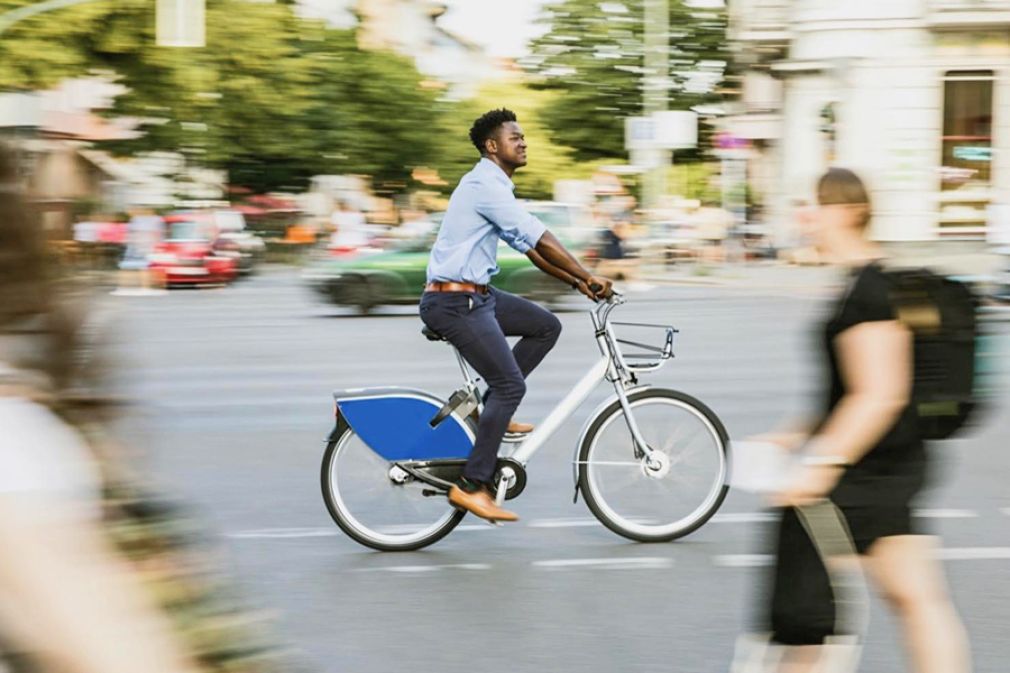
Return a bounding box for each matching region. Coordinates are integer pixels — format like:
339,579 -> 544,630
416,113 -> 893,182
426,158 -> 547,285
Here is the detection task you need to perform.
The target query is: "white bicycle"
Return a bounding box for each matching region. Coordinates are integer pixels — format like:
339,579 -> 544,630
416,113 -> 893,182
321,291 -> 731,551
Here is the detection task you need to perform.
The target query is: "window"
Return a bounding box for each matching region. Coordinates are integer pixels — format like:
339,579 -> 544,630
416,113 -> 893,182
938,70 -> 994,237
941,71 -> 993,189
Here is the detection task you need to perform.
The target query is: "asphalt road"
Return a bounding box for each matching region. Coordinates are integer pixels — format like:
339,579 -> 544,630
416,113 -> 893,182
110,267 -> 1010,673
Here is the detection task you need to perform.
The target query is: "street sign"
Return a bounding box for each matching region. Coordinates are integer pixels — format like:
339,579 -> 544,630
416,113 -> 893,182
625,117 -> 656,151
625,111 -> 698,151
157,0 -> 205,47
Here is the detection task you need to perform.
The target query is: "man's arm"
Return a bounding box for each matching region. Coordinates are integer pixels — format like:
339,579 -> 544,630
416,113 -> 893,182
533,230 -> 612,299
473,186 -> 611,299
526,248 -> 576,284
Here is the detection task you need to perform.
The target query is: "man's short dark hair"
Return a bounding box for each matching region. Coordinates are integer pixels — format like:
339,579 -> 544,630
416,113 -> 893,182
469,108 -> 517,155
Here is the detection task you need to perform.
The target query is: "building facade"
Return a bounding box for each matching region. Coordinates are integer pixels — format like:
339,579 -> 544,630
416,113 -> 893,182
727,0 -> 1010,245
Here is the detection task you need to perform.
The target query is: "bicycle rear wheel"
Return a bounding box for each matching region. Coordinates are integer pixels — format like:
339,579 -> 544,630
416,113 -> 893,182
578,388 -> 730,542
321,421 -> 464,551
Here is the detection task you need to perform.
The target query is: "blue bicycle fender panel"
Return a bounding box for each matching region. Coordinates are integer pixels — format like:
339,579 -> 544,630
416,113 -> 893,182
336,391 -> 473,461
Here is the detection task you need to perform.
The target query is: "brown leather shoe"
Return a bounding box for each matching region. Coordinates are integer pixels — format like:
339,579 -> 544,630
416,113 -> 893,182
506,420 -> 534,434
448,486 -> 519,522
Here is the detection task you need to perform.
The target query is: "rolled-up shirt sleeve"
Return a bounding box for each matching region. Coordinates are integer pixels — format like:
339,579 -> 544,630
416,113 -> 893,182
475,185 -> 547,254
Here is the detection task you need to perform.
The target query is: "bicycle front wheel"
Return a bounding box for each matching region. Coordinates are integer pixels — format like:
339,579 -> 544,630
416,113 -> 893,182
321,421 -> 464,551
578,388 -> 730,542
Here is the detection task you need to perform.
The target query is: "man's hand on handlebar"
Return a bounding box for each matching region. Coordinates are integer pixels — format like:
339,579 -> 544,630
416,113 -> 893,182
584,275 -> 614,301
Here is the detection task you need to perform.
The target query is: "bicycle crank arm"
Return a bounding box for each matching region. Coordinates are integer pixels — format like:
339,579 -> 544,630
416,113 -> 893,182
394,462 -> 455,492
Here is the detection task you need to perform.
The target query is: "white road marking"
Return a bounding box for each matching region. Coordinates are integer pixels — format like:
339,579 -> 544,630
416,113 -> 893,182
713,554 -> 774,568
372,523 -> 493,534
226,508 -> 997,541
226,523 -> 496,539
710,512 -> 777,524
1000,508 -> 1010,517
913,508 -> 978,519
354,563 -> 491,573
935,547 -> 1010,561
226,528 -> 339,539
528,518 -> 601,528
716,548 -> 1010,567
532,557 -> 672,570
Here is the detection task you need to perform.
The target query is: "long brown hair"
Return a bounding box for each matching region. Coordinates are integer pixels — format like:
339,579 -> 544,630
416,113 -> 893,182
0,143 -> 88,401
816,167 -> 872,230
0,144 -> 51,325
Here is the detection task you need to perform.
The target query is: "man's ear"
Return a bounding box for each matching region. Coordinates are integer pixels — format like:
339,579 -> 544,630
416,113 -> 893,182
484,137 -> 497,156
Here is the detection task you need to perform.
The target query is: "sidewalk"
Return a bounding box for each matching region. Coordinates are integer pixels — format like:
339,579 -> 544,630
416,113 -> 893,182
640,261 -> 835,291
639,245 -> 1004,291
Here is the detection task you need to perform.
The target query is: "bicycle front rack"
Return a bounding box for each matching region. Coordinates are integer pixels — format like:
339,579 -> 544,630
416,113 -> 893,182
609,321 -> 678,372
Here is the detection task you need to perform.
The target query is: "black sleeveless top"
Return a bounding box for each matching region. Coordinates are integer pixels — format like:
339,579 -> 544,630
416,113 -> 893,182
820,264 -> 927,507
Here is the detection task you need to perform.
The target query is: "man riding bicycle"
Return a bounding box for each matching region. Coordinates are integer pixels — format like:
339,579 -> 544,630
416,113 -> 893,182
420,108 -> 612,523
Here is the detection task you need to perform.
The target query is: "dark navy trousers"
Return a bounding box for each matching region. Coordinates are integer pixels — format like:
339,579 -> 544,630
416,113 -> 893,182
419,287 -> 562,483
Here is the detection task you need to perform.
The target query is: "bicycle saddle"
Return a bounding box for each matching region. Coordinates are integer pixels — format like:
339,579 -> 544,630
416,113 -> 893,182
421,325 -> 446,342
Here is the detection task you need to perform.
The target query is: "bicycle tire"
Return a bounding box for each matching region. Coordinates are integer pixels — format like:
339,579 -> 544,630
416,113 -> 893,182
578,388 -> 730,542
321,420 -> 465,551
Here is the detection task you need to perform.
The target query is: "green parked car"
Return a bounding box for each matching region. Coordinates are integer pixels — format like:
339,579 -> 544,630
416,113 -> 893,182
303,202 -> 596,313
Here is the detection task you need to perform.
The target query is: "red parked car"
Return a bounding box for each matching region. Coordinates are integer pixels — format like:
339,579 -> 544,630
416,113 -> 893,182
147,217 -> 238,286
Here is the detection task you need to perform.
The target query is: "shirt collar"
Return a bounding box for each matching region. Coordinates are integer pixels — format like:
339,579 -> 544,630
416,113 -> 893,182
477,157 -> 515,192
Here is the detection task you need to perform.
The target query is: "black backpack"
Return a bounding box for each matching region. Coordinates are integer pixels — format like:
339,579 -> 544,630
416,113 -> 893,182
886,269 -> 981,439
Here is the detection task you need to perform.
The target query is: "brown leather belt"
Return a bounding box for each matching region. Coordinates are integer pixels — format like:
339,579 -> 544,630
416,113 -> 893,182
425,281 -> 488,294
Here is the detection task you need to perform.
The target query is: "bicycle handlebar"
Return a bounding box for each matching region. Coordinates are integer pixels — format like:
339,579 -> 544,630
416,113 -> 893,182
595,289 -> 624,305
590,289 -> 625,329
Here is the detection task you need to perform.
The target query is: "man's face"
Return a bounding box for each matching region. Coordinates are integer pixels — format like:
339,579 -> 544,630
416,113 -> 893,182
488,121 -> 527,168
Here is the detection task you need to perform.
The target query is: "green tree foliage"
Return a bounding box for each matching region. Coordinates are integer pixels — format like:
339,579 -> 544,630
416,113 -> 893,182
0,0 -> 446,193
296,28 -> 445,194
525,0 -> 727,162
433,79 -> 613,201
0,0 -> 114,90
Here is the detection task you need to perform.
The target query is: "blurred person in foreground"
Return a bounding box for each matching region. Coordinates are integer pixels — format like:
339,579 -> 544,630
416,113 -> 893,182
0,145 -> 297,673
421,108 -> 612,523
749,168 -> 971,673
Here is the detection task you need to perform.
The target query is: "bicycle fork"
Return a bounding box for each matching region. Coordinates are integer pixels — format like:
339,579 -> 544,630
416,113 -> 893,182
611,382 -> 653,459
614,382 -> 676,487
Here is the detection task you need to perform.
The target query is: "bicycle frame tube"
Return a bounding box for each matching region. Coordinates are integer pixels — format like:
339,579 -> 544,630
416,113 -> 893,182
508,355 -> 610,465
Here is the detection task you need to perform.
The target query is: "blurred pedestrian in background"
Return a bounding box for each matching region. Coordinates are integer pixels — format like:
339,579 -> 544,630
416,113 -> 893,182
117,208 -> 163,294
0,143 -> 303,673
692,201 -> 732,263
746,168 -> 971,673
781,198 -> 822,266
329,199 -> 370,248
594,218 -> 638,282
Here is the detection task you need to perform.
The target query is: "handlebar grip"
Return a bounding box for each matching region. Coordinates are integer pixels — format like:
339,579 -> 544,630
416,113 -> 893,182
589,283 -> 603,294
